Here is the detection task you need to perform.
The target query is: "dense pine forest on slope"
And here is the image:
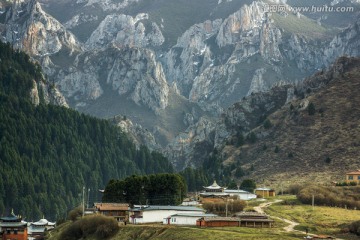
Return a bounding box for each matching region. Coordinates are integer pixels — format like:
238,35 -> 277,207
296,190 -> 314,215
0,41 -> 173,220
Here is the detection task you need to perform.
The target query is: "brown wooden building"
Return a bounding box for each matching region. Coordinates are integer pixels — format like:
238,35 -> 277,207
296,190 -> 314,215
197,217 -> 240,227
254,188 -> 276,198
237,212 -> 274,228
197,212 -> 274,228
94,203 -> 129,222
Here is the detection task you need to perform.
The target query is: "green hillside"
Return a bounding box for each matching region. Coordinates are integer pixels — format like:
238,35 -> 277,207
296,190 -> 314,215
0,41 -> 173,220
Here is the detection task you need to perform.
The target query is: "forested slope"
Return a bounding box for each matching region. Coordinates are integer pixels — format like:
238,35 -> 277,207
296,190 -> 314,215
0,41 -> 173,220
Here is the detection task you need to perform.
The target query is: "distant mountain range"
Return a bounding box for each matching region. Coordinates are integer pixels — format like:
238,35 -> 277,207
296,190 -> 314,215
0,0 -> 359,184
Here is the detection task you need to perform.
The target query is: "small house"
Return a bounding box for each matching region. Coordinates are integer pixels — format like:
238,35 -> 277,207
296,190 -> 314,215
94,203 -> 129,222
164,213 -> 217,225
345,170 -> 360,184
255,188 -> 276,198
129,205 -> 204,224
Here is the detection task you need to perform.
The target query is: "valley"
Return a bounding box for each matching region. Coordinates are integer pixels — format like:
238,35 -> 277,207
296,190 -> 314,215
0,0 -> 359,229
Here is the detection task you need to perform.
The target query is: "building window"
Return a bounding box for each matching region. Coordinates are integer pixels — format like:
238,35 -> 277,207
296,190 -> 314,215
348,176 -> 353,180
358,176 -> 360,180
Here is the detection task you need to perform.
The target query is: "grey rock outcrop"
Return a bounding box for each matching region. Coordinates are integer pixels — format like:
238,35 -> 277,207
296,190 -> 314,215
53,46 -> 169,112
3,0 -> 81,56
86,13 -> 164,50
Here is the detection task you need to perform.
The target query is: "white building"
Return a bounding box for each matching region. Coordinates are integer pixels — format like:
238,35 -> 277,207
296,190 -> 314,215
163,213 -> 217,225
200,181 -> 257,200
129,205 -> 204,224
28,218 -> 56,240
224,189 -> 257,200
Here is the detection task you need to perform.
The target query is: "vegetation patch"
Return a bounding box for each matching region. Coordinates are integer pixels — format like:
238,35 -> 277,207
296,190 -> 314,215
59,215 -> 119,240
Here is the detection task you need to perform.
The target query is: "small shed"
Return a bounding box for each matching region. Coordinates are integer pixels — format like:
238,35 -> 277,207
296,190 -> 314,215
255,188 -> 276,198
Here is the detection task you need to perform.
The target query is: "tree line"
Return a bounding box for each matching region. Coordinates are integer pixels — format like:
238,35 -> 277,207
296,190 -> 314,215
102,173 -> 187,206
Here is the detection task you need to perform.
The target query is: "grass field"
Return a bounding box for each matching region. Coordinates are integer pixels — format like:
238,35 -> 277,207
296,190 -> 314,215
265,195 -> 360,239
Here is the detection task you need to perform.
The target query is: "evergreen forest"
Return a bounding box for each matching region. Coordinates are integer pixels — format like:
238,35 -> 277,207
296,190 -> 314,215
0,41 -> 173,220
102,173 -> 187,205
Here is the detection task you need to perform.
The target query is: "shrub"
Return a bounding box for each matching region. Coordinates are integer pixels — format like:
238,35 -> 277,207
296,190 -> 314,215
67,207 -> 82,221
297,185 -> 360,209
274,146 -> 280,153
247,132 -> 257,144
203,200 -> 246,216
349,220 -> 360,236
263,119 -> 272,129
308,102 -> 316,115
240,179 -> 257,193
235,167 -> 245,178
287,184 -> 303,195
290,104 -> 294,111
60,215 -> 119,240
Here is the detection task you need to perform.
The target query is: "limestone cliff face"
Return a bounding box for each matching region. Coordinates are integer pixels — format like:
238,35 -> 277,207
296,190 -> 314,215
86,13 -> 164,50
164,19 -> 222,95
164,1 -> 288,111
1,0 -> 169,113
112,116 -> 160,151
54,46 -> 169,112
164,117 -> 216,170
77,0 -> 139,12
164,1 -> 360,113
3,0 -> 81,56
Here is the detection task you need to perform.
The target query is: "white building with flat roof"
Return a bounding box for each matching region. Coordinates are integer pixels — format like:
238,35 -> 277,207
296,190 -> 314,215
164,213 -> 217,225
129,205 -> 204,224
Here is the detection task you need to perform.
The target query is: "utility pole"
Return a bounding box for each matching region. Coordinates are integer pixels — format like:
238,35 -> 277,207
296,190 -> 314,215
87,188 -> 90,209
225,198 -> 228,217
82,186 -> 85,217
312,194 -> 314,211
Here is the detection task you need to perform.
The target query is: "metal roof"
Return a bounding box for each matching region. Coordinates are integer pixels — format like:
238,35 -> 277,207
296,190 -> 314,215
31,219 -> 55,226
169,213 -> 217,218
0,221 -> 27,227
255,188 -> 273,191
202,217 -> 240,222
94,203 -> 129,211
131,205 -> 204,212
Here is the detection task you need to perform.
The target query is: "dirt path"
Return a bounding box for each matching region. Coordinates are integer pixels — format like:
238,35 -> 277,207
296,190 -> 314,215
253,199 -> 344,240
254,200 -> 305,233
